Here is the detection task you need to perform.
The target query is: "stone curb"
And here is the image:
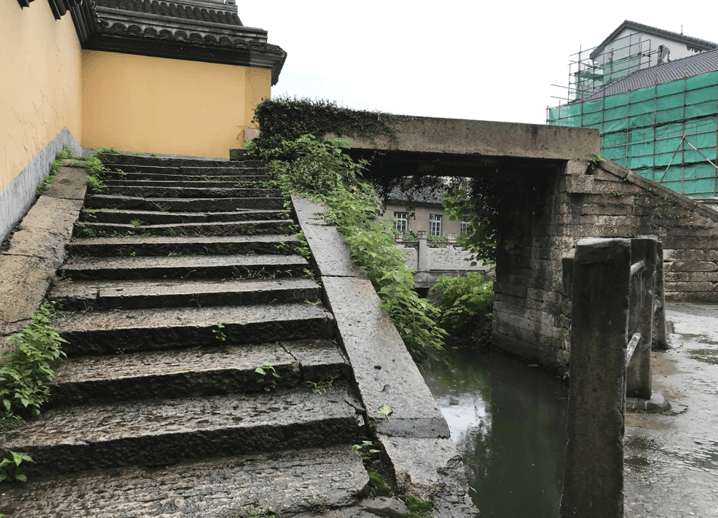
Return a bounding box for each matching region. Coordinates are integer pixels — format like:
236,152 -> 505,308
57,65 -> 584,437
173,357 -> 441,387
1,167 -> 88,356
292,194 -> 479,517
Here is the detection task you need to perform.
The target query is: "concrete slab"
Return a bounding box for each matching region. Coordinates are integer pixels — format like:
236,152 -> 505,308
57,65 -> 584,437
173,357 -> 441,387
329,115 -> 599,161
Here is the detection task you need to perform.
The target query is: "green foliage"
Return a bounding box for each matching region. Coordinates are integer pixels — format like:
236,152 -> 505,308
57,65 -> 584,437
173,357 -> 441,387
403,497 -> 434,517
294,230 -> 311,260
255,362 -> 280,392
587,152 -> 606,172
37,146 -> 75,196
247,134 -> 447,363
1,301 -> 67,417
351,440 -> 381,460
442,189 -> 496,265
429,273 -> 494,331
362,467 -> 391,498
212,322 -> 226,342
0,451 -> 34,483
305,377 -> 335,394
248,97 -> 397,159
96,146 -> 119,154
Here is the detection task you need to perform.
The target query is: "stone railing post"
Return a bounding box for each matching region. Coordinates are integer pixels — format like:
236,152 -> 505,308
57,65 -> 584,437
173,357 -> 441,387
560,238 -> 630,518
417,231 -> 430,272
627,239 -> 656,399
653,241 -> 668,350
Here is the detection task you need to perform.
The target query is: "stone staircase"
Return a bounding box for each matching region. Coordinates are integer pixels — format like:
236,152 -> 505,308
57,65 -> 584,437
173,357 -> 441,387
0,154 -> 369,516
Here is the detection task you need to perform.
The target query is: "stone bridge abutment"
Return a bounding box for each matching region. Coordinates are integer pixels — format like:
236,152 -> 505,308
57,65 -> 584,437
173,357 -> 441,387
342,116 -> 718,372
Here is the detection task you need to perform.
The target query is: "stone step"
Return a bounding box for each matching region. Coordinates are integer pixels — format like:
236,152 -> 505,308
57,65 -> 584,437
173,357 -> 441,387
0,445 -> 367,517
99,153 -> 265,168
85,194 -> 284,211
74,219 -> 295,238
65,234 -> 299,258
47,339 -> 349,406
102,185 -> 282,198
104,173 -> 270,183
80,208 -> 285,224
106,164 -> 269,176
1,383 -> 362,477
49,277 -> 320,310
54,302 -> 335,357
59,253 -> 310,281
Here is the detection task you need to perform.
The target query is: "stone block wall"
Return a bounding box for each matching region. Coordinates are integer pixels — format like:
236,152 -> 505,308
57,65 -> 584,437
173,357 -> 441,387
491,158 -> 718,372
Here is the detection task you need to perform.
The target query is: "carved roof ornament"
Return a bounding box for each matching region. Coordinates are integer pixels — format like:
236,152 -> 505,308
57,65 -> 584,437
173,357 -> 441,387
60,0 -> 286,84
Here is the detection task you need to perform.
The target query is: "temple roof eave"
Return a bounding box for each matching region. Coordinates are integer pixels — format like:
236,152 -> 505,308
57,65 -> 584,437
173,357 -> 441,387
71,2 -> 286,85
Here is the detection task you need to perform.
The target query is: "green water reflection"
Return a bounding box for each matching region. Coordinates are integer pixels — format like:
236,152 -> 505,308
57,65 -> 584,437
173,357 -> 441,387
421,347 -> 568,517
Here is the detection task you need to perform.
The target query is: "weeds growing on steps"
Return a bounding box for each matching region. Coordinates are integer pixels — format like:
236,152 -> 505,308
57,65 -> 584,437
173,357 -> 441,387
0,301 -> 67,485
245,135 -> 447,364
37,145 -> 111,197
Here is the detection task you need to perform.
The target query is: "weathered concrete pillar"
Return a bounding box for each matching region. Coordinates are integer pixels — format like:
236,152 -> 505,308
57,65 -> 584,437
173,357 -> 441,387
560,238 -> 630,518
626,239 -> 655,399
653,241 -> 668,350
417,231 -> 429,272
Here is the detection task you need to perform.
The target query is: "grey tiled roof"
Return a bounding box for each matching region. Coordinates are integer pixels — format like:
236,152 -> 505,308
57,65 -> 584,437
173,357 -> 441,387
590,20 -> 717,60
583,47 -> 718,101
97,0 -> 242,26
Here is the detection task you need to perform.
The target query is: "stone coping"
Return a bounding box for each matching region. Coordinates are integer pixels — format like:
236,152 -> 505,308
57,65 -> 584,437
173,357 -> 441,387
292,194 -> 478,515
1,167 -> 88,355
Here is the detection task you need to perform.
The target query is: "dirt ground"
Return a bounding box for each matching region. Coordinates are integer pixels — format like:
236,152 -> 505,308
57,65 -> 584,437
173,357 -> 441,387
624,303 -> 718,518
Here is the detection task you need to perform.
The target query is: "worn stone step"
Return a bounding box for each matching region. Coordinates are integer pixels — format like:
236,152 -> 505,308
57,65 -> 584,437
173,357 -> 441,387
1,383 -> 363,477
0,445 -> 367,517
65,234 -> 299,258
99,153 -> 265,168
104,174 -> 270,184
49,277 -> 320,310
47,340 -> 349,406
102,185 -> 282,198
74,219 -> 295,238
85,194 -> 284,211
59,253 -> 310,280
106,164 -> 269,176
80,207 -> 285,224
54,302 -> 335,356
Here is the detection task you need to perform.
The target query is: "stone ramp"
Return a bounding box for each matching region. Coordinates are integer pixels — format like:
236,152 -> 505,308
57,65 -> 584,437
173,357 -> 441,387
0,154 -> 367,516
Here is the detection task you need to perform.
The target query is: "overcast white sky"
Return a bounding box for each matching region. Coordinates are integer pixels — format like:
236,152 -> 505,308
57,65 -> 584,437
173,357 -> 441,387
238,2 -> 717,125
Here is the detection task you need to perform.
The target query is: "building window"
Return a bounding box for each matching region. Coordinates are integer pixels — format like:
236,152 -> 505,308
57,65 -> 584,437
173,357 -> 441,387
429,214 -> 442,236
460,221 -> 468,236
394,212 -> 408,233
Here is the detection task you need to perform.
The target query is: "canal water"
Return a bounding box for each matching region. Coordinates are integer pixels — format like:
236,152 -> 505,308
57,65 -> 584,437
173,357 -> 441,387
421,346 -> 569,517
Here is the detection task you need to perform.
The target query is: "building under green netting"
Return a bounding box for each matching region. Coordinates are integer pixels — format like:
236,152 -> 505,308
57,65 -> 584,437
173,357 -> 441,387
548,70 -> 718,197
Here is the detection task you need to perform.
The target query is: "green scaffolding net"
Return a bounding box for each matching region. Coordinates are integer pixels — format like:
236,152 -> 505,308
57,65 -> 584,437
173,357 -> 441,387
548,71 -> 718,196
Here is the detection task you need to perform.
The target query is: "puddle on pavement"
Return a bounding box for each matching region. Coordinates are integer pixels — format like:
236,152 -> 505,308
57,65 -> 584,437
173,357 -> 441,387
689,348 -> 718,365
421,347 -> 568,518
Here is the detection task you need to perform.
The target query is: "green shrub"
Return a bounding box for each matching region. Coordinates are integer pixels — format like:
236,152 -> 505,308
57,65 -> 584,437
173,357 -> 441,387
429,273 -> 494,331
0,301 -> 67,416
247,134 -> 446,363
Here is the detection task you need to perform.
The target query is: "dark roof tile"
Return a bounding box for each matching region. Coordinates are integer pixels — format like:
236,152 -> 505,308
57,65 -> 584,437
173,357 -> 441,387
584,47 -> 718,100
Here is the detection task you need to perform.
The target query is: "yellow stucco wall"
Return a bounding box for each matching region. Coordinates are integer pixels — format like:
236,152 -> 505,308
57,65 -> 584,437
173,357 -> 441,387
82,51 -> 271,157
0,1 -> 83,193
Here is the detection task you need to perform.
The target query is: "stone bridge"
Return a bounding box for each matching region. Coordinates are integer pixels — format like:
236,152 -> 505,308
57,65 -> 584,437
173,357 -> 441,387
340,116 -> 718,371
2,117 -> 718,516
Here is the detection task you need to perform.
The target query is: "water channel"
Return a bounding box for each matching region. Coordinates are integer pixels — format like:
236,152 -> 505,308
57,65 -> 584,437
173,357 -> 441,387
421,346 -> 569,517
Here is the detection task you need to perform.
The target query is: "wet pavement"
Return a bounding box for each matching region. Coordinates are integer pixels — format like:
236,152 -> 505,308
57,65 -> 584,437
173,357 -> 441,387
624,303 -> 718,518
